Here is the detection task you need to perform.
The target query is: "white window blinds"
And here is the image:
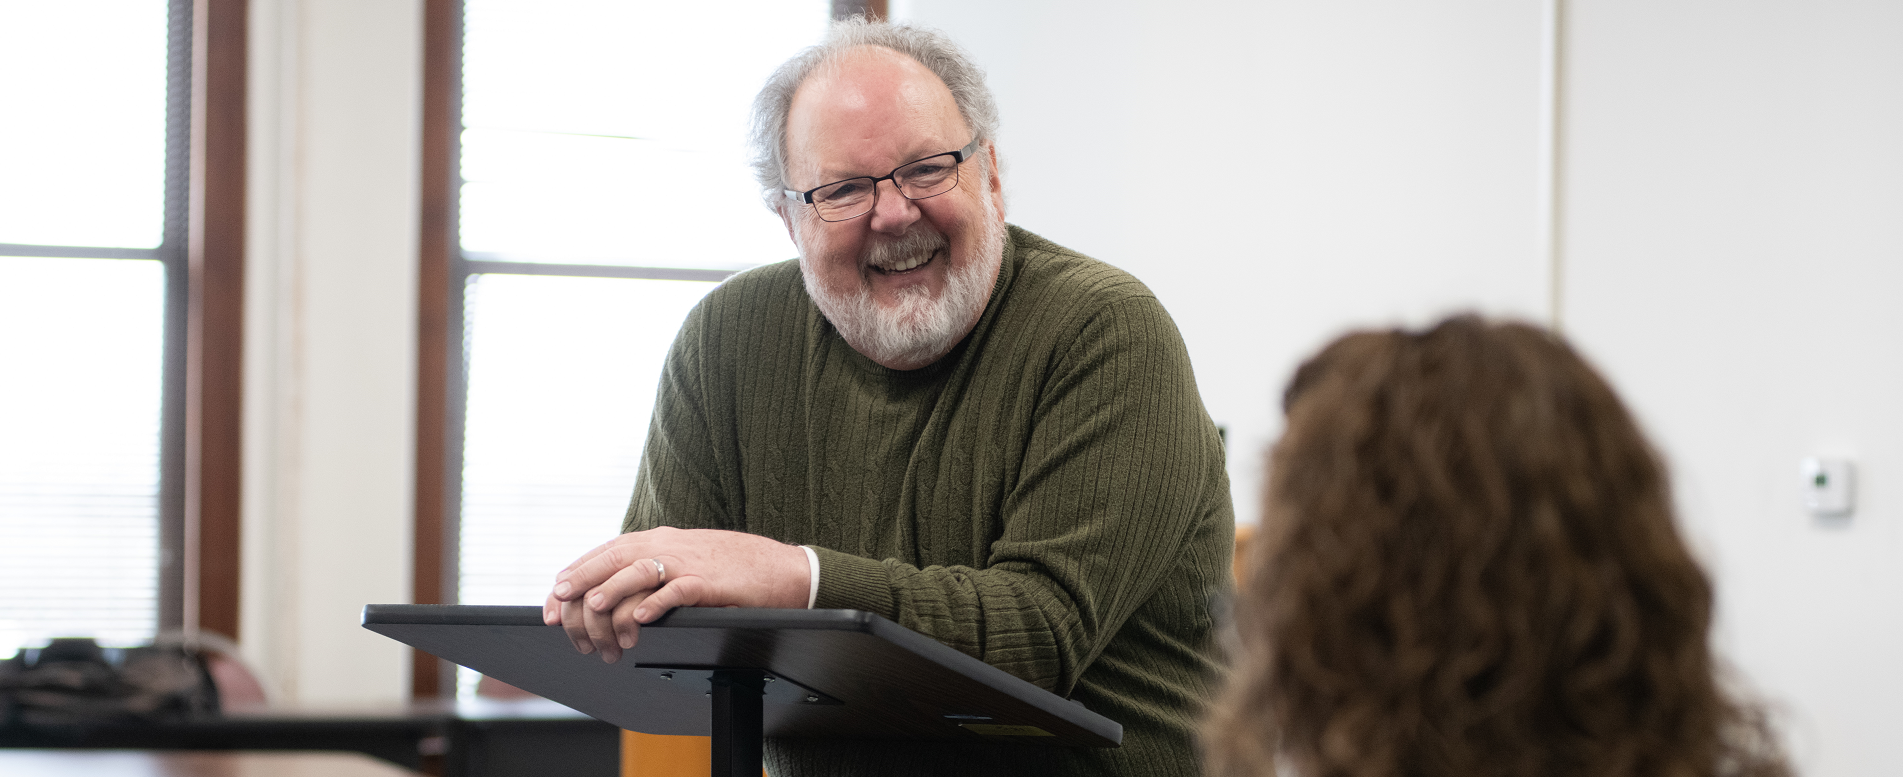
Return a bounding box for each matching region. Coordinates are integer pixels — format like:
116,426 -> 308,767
0,0 -> 174,656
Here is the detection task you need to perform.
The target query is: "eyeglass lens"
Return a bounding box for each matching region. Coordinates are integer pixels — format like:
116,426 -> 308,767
811,153 -> 962,222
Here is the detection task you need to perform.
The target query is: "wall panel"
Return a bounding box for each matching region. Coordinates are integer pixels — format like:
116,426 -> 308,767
1562,3 -> 1903,774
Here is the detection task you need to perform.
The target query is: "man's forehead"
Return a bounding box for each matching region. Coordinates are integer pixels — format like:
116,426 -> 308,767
785,46 -> 964,179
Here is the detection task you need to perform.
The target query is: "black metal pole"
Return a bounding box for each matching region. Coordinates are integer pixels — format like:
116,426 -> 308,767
710,670 -> 766,777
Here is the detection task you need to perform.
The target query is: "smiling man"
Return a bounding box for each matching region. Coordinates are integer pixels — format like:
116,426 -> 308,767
545,19 -> 1232,776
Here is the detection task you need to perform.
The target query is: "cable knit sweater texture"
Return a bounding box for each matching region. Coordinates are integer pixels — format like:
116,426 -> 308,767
623,225 -> 1234,776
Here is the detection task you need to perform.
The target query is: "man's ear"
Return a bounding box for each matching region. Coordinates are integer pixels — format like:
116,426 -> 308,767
984,142 -> 1005,219
777,201 -> 798,244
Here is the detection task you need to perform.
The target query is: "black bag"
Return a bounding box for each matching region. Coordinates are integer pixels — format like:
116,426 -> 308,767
0,636 -> 220,730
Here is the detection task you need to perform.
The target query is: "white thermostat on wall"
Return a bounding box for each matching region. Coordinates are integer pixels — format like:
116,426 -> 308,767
1800,457 -> 1855,517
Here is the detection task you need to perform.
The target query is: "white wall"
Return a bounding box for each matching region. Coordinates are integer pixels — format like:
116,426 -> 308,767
240,0 -> 422,706
902,0 -> 1555,525
894,1 -> 1901,774
1561,2 -> 1903,774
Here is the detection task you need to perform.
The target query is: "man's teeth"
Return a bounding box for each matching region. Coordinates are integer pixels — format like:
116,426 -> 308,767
885,253 -> 931,272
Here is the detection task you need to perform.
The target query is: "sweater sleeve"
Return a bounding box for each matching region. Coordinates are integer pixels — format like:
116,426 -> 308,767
622,295 -> 738,535
812,294 -> 1226,696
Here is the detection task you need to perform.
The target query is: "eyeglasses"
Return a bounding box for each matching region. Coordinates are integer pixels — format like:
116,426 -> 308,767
783,136 -> 983,223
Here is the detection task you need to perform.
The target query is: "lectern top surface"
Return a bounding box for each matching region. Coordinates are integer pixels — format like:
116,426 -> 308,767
362,604 -> 1122,748
366,604 -> 875,630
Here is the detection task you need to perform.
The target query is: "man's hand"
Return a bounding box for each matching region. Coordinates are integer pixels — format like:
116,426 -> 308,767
543,527 -> 811,663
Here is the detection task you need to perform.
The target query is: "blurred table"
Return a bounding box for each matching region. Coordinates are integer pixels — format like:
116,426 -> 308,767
0,749 -> 425,777
0,699 -> 617,777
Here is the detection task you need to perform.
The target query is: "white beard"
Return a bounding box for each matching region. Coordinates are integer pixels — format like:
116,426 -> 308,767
800,206 -> 1006,370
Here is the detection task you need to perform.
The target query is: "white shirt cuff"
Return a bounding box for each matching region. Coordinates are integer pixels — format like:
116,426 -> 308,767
801,545 -> 820,609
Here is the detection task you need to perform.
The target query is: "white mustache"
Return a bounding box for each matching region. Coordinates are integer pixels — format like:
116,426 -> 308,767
863,229 -> 949,271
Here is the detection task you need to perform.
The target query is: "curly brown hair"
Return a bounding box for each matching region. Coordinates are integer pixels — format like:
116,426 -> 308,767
1203,316 -> 1787,777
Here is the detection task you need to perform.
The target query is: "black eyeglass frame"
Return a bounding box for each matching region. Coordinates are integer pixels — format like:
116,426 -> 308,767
781,136 -> 985,221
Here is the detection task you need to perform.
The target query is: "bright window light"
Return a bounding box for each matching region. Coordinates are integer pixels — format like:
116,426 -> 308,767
458,0 -> 828,268
458,273 -> 718,606
0,256 -> 166,655
0,1 -> 168,249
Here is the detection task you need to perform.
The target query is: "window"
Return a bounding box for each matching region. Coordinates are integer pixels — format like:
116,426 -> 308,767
438,0 -> 832,696
0,0 -> 189,654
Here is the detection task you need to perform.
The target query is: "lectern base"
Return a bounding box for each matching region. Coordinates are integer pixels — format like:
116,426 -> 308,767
708,670 -> 764,777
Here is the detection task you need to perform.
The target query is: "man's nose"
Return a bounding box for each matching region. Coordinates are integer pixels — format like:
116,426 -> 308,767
866,178 -> 921,235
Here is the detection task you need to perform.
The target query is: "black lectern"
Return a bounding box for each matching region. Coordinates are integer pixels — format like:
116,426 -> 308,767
362,605 -> 1120,776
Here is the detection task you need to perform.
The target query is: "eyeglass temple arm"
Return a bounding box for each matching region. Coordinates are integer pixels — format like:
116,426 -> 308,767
950,134 -> 983,162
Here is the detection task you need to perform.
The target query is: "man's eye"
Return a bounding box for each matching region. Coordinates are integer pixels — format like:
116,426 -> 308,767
818,181 -> 870,201
906,163 -> 950,178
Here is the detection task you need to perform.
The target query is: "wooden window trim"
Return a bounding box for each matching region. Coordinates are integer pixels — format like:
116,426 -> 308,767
183,0 -> 247,642
414,0 -> 459,699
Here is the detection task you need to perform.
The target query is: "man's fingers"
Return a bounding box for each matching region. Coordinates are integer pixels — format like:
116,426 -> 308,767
557,542 -> 656,601
583,600 -> 622,664
551,538 -> 621,599
584,555 -> 671,613
612,592 -> 649,650
634,576 -> 710,623
560,598 -> 593,654
553,544 -> 617,600
560,537 -> 614,575
544,591 -> 563,626
552,538 -> 637,599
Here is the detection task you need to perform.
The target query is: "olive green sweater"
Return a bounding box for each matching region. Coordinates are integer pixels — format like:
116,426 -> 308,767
624,226 -> 1233,776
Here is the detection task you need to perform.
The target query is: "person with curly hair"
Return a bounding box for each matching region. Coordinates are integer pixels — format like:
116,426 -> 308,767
1204,315 -> 1789,777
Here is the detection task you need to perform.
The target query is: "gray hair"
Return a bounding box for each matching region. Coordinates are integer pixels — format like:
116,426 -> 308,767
748,17 -> 1001,209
